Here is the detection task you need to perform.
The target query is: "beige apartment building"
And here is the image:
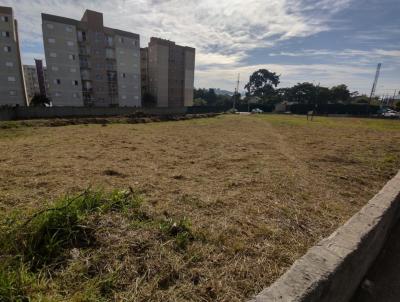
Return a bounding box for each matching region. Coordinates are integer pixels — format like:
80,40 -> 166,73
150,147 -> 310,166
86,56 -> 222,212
141,37 -> 195,107
0,6 -> 27,106
23,61 -> 49,103
42,10 -> 141,107
23,65 -> 39,102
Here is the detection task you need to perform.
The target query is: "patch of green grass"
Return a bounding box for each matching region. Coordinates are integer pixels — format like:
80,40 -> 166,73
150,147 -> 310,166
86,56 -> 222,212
159,218 -> 194,250
256,114 -> 400,131
0,259 -> 49,302
0,189 -> 143,301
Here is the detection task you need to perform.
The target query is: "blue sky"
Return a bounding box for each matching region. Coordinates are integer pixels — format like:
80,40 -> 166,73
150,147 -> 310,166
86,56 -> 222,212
4,0 -> 400,95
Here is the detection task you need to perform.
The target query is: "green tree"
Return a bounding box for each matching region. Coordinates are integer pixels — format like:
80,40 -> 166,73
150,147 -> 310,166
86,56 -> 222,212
244,69 -> 280,100
193,98 -> 207,106
352,94 -> 370,104
330,84 -> 350,104
287,82 -> 317,104
316,86 -> 331,104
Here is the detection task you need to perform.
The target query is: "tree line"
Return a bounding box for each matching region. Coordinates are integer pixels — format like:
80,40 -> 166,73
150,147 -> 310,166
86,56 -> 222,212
194,69 -> 378,108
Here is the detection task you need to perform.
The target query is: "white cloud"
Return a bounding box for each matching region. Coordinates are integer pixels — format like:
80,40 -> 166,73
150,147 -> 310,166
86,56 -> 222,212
5,0 -> 350,62
195,62 -> 398,95
8,0 -> 396,95
269,49 -> 400,60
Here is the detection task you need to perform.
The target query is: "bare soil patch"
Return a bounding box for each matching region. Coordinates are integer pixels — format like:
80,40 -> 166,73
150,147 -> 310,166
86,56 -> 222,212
0,114 -> 399,301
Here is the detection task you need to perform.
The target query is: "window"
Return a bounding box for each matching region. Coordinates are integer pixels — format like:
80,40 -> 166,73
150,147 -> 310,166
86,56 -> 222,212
50,52 -> 57,57
121,73 -> 126,79
5,62 -> 13,67
9,90 -> 16,96
106,48 -> 114,58
94,32 -> 101,41
95,74 -> 102,80
106,36 -> 113,46
70,68 -> 76,72
77,31 -> 86,42
119,37 -> 124,43
8,76 -> 16,82
1,31 -> 10,37
66,26 -> 73,32
51,66 -> 59,71
3,46 -> 11,52
1,16 -> 9,22
67,41 -> 74,47
68,54 -> 76,60
84,82 -> 92,89
54,79 -> 61,85
72,80 -> 79,86
48,38 -> 55,43
54,92 -> 61,97
46,23 -> 54,29
72,92 -> 79,98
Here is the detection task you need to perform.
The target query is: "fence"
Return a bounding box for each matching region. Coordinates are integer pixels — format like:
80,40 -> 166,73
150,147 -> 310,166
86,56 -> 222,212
0,106 -> 187,121
288,104 -> 380,115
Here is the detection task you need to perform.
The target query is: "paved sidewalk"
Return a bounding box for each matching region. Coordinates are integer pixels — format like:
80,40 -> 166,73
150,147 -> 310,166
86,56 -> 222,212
351,221 -> 400,302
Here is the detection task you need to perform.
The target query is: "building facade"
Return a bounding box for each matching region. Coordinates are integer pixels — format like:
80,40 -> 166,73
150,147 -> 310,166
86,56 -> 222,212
0,6 -> 27,106
35,58 -> 47,97
42,10 -> 141,107
23,61 -> 48,104
23,65 -> 39,102
141,37 -> 195,107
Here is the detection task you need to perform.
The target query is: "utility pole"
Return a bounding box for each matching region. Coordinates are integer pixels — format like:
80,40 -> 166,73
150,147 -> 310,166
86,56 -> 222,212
391,90 -> 397,106
368,63 -> 382,115
233,73 -> 240,110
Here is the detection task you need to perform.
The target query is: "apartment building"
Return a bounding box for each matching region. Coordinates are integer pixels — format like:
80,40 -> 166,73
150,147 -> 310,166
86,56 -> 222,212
0,6 -> 27,106
141,37 -> 195,107
23,65 -> 40,101
42,10 -> 141,107
23,61 -> 48,103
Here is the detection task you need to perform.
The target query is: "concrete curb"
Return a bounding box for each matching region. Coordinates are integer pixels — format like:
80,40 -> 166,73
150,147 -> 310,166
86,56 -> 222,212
249,171 -> 400,302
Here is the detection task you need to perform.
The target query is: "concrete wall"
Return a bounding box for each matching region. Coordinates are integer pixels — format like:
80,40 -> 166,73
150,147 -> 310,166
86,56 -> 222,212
0,106 -> 187,121
249,171 -> 400,302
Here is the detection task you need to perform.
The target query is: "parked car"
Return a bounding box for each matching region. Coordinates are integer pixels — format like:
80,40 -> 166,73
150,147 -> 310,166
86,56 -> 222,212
381,109 -> 399,118
251,108 -> 263,114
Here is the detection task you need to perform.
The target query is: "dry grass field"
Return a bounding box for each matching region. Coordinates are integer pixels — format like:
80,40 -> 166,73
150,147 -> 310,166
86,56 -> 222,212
1,114 -> 400,301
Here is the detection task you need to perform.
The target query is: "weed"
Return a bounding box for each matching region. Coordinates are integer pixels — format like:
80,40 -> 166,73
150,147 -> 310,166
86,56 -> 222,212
0,189 -> 144,300
159,218 -> 194,250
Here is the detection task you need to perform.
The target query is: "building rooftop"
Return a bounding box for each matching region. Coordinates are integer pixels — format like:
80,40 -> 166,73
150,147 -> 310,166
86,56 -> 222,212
41,11 -> 139,39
